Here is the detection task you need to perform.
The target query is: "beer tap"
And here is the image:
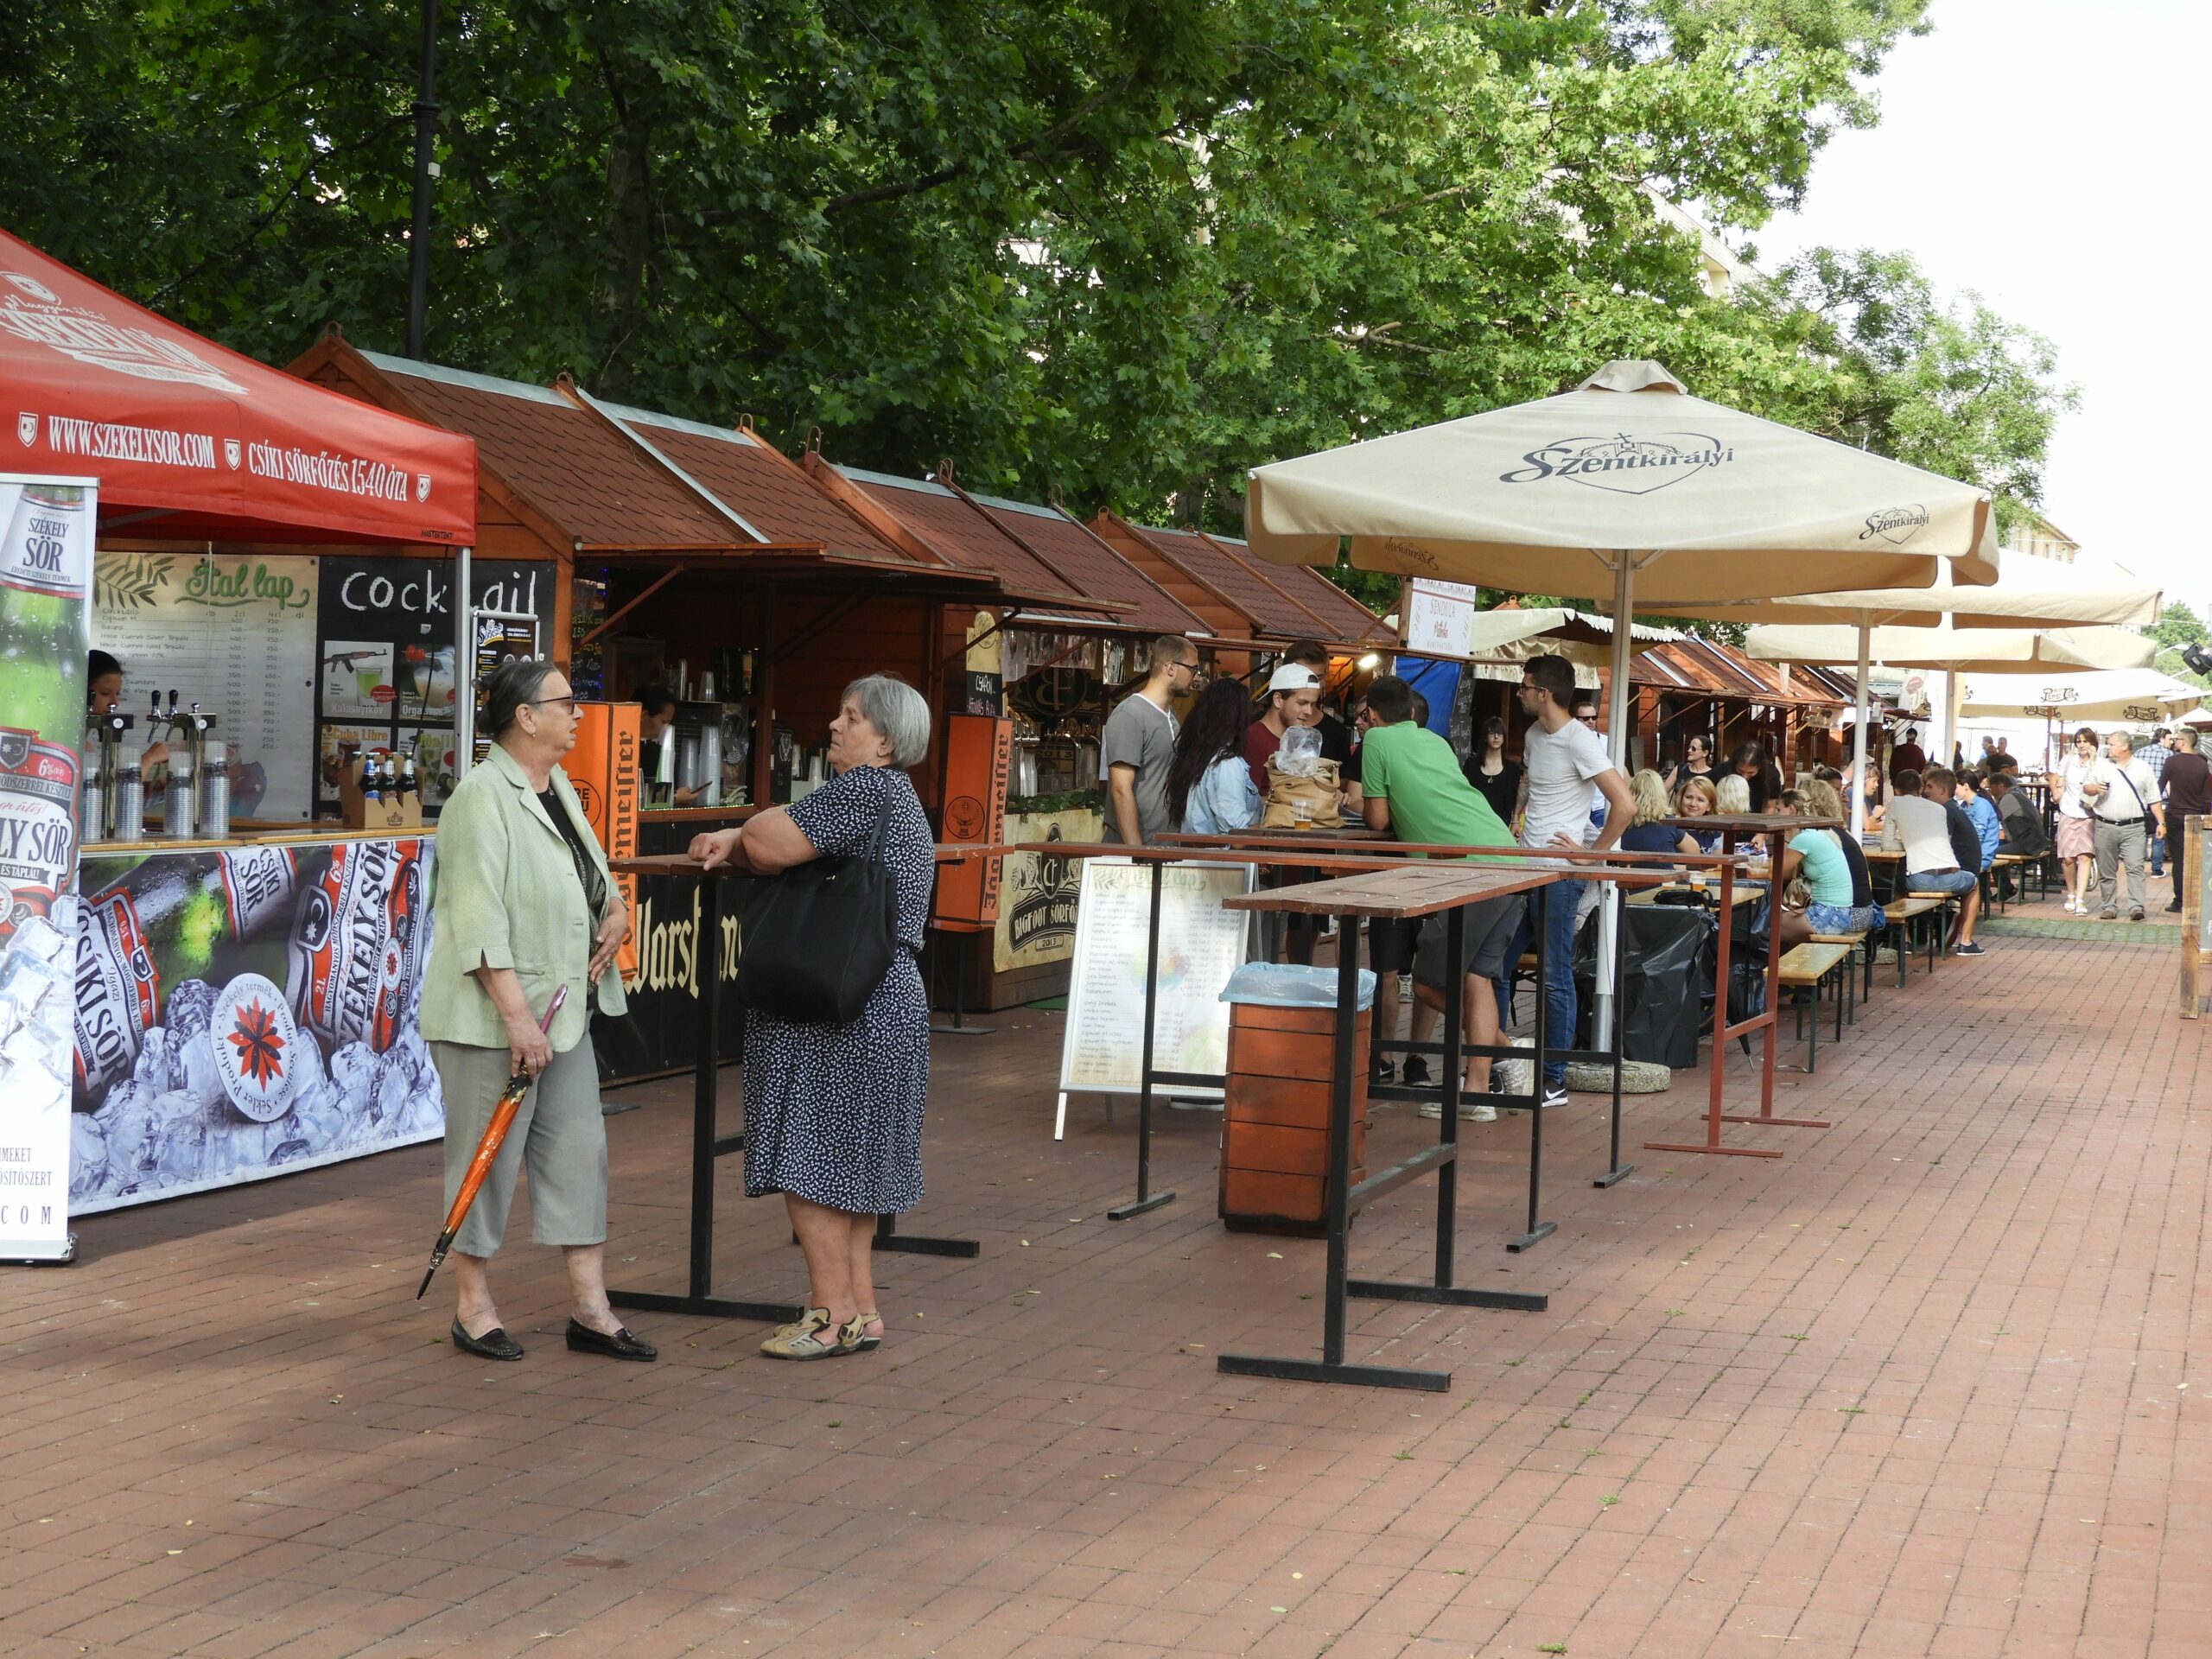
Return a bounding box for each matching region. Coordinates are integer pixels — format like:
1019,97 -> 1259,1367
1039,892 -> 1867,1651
162,690 -> 198,838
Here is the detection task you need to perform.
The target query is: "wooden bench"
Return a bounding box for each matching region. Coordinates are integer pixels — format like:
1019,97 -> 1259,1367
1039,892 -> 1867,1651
1880,895 -> 1948,984
1777,942 -> 1854,1071
1808,929 -> 1872,1016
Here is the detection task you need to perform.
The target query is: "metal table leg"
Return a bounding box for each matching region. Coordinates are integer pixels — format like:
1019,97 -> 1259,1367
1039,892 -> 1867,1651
1109,861 -> 1176,1220
610,874 -> 803,1325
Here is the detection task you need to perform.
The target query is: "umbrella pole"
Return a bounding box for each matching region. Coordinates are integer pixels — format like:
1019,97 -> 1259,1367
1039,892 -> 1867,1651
1594,553 -> 1635,1051
1851,615 -> 1870,837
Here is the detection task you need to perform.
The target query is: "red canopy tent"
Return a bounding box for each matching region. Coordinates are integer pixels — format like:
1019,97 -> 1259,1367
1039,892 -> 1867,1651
0,228 -> 474,544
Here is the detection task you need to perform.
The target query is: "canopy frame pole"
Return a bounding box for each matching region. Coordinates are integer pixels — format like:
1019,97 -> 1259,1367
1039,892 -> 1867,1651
1850,613 -> 1871,837
454,543 -> 473,780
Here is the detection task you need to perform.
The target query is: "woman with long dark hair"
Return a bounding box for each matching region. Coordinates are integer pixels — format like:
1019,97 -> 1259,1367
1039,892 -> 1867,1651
1169,677 -> 1262,834
1728,741 -> 1784,814
1461,715 -> 1522,831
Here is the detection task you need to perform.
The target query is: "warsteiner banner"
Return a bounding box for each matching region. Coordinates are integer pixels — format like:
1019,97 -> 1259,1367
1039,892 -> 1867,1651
0,473 -> 95,1261
71,838 -> 442,1213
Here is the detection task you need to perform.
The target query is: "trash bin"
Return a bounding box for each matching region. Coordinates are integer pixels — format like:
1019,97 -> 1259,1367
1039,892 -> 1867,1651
1573,902 -> 1707,1071
1217,963 -> 1376,1236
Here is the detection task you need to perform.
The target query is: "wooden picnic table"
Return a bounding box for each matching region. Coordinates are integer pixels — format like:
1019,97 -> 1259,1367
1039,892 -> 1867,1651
1628,883 -> 1763,909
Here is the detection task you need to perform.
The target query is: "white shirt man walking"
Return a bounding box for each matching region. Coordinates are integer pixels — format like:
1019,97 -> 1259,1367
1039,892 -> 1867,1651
2082,729 -> 2165,921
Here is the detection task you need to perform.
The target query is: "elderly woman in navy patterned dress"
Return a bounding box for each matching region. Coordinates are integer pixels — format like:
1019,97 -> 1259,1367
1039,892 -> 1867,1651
689,674 -> 934,1360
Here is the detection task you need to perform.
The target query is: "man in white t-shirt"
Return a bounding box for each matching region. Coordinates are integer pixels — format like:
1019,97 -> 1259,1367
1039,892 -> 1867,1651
2082,729 -> 2165,921
1508,654 -> 1632,1103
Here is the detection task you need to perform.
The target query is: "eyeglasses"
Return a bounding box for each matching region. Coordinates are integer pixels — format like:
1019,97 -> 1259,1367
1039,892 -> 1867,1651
527,695 -> 580,715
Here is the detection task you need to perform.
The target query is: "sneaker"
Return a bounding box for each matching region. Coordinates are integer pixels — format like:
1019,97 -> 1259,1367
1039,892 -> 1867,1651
1418,1100 -> 1497,1122
1370,1054 -> 1395,1086
2100,907 -> 2118,921
1952,941 -> 1986,957
1401,1055 -> 1432,1087
1540,1084 -> 1569,1109
2129,906 -> 2145,922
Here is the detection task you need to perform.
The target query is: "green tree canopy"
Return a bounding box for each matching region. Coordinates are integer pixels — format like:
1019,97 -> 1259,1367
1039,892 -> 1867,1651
1,0 -> 2064,579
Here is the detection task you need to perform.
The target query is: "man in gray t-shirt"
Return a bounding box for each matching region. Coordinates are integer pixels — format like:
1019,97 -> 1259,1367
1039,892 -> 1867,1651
1102,635 -> 1200,844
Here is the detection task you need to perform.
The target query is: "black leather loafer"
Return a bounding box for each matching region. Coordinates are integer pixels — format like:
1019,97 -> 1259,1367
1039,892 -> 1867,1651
451,1319 -> 524,1361
566,1319 -> 657,1362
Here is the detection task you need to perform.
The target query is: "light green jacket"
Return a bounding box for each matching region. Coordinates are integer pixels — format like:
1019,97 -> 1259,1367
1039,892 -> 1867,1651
420,741 -> 626,1052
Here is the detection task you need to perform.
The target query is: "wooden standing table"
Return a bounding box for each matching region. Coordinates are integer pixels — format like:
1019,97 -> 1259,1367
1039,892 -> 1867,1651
1213,860 -> 1579,1390
602,845 -> 982,1327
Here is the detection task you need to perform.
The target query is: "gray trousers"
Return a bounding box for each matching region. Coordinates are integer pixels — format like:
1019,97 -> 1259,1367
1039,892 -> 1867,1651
431,1039 -> 607,1257
2094,818 -> 2148,913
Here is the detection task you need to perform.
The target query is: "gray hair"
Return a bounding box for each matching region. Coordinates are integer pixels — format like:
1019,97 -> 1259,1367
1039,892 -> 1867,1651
845,674 -> 931,769
483,657 -> 561,739
2111,730 -> 2135,753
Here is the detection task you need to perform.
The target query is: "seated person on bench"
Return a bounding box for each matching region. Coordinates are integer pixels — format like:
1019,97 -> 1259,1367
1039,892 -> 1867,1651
1986,768 -> 2048,900
1773,785 -> 1885,951
1881,766 -> 1985,957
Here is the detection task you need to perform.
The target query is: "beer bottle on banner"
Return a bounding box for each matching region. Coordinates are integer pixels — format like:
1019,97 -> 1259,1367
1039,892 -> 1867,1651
0,484 -> 92,741
0,727 -> 79,940
73,846 -> 301,1103
288,837 -> 425,1054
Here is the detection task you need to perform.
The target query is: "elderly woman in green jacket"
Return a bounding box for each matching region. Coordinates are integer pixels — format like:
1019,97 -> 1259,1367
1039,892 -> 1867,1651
422,658 -> 651,1363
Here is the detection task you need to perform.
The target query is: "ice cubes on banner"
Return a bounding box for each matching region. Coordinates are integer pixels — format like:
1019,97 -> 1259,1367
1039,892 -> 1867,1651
164,976 -> 216,1040
69,1112 -> 107,1202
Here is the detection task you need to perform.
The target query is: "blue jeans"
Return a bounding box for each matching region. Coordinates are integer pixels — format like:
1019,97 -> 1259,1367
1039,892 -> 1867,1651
2151,832 -> 2165,876
1904,868 -> 1977,897
1503,877 -> 1584,1086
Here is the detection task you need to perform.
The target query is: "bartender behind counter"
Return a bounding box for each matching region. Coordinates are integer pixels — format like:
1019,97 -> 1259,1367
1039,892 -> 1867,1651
633,684 -> 701,808
87,648 -> 168,772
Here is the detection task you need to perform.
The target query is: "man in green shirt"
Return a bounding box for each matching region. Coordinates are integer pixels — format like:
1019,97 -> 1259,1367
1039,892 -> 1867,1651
1357,676 -> 1522,1110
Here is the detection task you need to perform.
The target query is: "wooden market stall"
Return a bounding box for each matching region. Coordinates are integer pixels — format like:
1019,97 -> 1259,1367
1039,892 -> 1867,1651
0,228 -> 484,1222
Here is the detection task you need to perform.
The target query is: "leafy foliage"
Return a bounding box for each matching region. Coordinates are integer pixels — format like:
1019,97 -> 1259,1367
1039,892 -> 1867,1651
2141,601 -> 2211,689
0,0 -> 2065,613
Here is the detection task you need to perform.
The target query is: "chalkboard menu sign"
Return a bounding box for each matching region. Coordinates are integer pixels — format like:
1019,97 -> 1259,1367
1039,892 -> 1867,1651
314,556 -> 552,811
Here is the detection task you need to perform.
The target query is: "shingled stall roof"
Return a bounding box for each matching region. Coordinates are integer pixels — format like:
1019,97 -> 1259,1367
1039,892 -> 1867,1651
332,348 -> 744,552
587,400 -> 923,569
822,465 -> 1119,619
1204,529 -> 1395,648
1089,513 -> 1381,649
966,490 -> 1211,638
1632,637 -> 1842,707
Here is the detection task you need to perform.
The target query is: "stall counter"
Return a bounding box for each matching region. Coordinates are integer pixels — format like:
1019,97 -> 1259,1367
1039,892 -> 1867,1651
72,826 -> 442,1214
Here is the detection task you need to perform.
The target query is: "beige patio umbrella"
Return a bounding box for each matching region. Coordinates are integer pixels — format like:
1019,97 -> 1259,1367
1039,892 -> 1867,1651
1745,622 -> 2158,677
1959,668 -> 2205,724
1246,359 -> 1999,772
1684,551 -> 2163,832
1747,625 -> 2159,810
1246,359 -> 1999,1041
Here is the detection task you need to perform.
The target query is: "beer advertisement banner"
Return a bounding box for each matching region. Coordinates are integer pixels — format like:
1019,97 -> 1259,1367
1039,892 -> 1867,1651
72,838 -> 443,1213
0,473 -> 96,1260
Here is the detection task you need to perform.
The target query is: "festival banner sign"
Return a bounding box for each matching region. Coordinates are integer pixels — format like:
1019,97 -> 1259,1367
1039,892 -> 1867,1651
0,473 -> 96,1261
71,837 -> 442,1212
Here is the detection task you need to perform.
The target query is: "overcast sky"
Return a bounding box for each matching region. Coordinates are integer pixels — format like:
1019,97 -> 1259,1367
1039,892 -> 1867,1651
1757,0 -> 2209,622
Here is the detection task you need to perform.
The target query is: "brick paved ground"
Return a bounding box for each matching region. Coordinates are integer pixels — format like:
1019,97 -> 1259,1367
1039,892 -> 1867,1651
2,925 -> 2205,1658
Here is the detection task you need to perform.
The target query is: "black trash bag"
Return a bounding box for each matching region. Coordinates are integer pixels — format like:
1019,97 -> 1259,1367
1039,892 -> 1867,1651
1724,895 -> 1773,1036
1572,902 -> 1710,1070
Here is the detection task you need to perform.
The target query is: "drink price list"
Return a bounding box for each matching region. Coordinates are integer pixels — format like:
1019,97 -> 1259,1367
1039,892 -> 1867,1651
91,550 -> 319,823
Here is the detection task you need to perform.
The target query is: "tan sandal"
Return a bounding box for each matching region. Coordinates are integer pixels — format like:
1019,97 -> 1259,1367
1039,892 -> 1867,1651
760,1307 -> 864,1360
853,1311 -> 884,1352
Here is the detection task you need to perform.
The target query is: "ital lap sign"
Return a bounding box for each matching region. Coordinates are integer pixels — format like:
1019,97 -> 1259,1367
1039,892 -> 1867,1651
0,471 -> 97,1263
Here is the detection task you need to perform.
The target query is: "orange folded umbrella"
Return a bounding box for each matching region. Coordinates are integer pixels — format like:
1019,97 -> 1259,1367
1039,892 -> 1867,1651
416,986 -> 567,1299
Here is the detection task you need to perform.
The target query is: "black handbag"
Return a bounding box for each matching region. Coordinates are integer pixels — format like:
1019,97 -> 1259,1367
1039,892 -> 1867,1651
737,782 -> 900,1024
